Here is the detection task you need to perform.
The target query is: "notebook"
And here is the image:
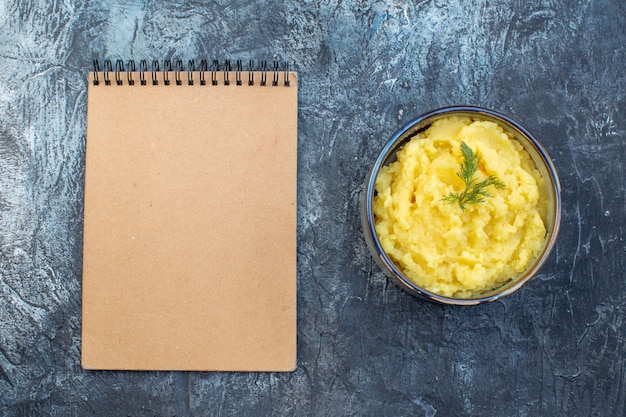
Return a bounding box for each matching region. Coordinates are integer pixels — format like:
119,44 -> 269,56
82,59 -> 298,371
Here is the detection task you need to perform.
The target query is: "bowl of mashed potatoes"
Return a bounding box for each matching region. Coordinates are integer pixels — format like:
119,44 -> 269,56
361,106 -> 561,305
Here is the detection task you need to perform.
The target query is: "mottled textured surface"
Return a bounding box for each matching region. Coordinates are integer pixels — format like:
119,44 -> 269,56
0,0 -> 624,415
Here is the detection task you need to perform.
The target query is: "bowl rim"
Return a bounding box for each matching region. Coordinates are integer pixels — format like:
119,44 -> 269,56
362,105 -> 562,305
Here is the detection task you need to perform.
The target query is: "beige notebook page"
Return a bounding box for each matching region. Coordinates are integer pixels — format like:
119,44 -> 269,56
82,70 -> 297,371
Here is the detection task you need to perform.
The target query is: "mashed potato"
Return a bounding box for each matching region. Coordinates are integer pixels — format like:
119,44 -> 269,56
373,116 -> 547,298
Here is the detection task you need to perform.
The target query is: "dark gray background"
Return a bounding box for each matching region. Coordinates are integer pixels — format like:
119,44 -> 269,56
1,0 -> 625,416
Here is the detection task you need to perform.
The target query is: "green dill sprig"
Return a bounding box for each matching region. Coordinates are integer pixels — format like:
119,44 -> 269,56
442,141 -> 506,211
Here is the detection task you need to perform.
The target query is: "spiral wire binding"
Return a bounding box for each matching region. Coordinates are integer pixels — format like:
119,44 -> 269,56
115,60 -> 124,85
92,59 -> 293,87
199,59 -> 208,85
92,59 -> 100,85
163,60 -> 172,85
127,60 -> 136,85
152,60 -> 160,85
223,60 -> 231,85
188,60 -> 195,85
272,61 -> 280,86
248,60 -> 255,85
174,60 -> 182,85
236,60 -> 243,86
139,60 -> 147,85
260,61 -> 267,86
212,60 -> 219,86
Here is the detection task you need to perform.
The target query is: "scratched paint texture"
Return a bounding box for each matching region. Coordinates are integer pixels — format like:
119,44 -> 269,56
0,0 -> 624,415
